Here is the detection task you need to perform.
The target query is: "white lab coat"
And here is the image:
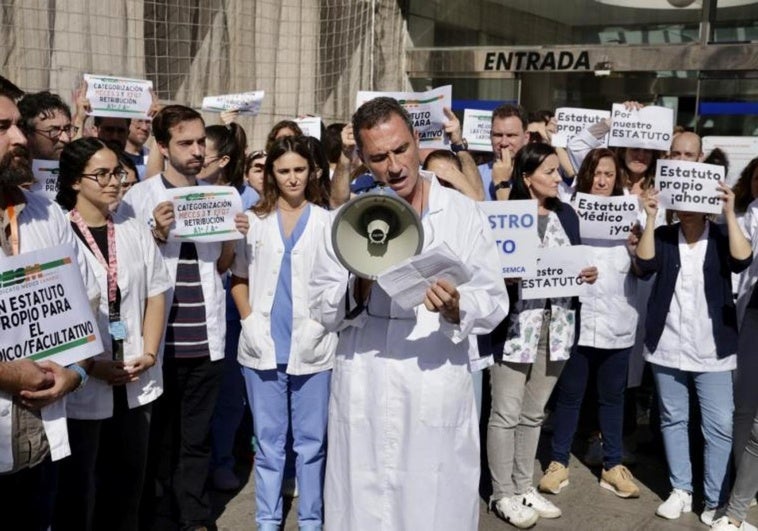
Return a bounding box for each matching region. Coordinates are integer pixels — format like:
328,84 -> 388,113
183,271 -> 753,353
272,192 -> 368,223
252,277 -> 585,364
0,192 -> 99,472
310,173 -> 509,531
118,175 -> 226,361
66,214 -> 172,420
231,205 -> 336,375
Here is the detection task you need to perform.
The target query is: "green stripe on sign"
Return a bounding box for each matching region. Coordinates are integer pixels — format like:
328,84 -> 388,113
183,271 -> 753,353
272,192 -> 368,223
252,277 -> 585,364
28,335 -> 96,361
175,230 -> 235,238
91,108 -> 147,114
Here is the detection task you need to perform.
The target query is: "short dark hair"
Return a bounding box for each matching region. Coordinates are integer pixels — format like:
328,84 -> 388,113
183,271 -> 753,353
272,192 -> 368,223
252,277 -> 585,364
492,103 -> 528,130
18,91 -> 72,133
0,76 -> 24,101
352,97 -> 413,151
734,155 -> 758,214
93,116 -> 130,128
509,142 -> 560,210
324,122 -> 345,164
56,137 -> 115,210
151,105 -> 203,145
422,149 -> 462,172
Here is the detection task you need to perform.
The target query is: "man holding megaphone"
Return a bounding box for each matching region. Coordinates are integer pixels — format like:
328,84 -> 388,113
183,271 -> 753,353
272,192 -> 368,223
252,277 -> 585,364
310,97 -> 509,531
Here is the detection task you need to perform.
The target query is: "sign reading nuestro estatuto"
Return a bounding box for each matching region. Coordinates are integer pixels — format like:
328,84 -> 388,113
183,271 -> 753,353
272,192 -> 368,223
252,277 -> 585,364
655,160 -> 725,215
0,244 -> 104,366
520,246 -> 591,300
608,104 -> 674,151
482,50 -> 591,72
164,185 -> 244,243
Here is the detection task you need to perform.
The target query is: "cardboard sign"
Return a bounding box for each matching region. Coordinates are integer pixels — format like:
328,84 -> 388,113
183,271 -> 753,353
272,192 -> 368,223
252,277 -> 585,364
702,136 -> 758,187
163,186 -> 244,242
520,245 -> 591,300
0,244 -> 104,366
656,159 -> 724,215
29,160 -> 59,201
478,200 -> 538,277
201,91 -> 265,116
609,104 -> 674,151
552,107 -> 610,148
84,74 -> 153,119
294,116 -> 322,140
356,85 -> 452,149
462,109 -> 493,152
574,192 -> 638,241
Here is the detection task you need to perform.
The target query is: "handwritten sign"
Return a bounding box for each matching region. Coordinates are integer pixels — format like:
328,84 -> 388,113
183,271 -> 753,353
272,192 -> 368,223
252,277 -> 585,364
521,245 -> 591,300
29,160 -> 59,201
478,200 -> 538,277
0,244 -> 104,366
574,192 -> 638,240
462,109 -> 493,152
294,116 -> 322,140
163,185 -> 244,243
201,91 -> 265,116
84,74 -> 153,119
609,104 -> 673,151
356,85 -> 452,149
656,159 -> 724,215
552,107 -> 609,148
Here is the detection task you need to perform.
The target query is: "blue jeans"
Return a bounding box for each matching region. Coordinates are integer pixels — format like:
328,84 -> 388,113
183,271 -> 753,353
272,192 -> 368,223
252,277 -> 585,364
243,366 -> 330,530
551,346 -> 631,469
652,364 -> 733,508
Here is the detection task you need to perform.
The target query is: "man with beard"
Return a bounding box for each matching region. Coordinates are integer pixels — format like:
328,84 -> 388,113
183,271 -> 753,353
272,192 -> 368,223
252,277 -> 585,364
0,77 -> 99,530
124,118 -> 152,179
18,91 -> 75,162
118,105 -> 246,531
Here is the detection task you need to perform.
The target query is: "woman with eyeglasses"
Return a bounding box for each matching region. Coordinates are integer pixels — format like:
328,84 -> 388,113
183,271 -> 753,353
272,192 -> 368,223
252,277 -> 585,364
230,136 -> 335,531
52,138 -> 172,531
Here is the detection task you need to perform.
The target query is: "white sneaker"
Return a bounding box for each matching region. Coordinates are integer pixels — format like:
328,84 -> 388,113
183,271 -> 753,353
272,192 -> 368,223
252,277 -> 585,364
711,516 -> 744,530
702,508 -> 722,526
656,488 -> 693,520
521,487 -> 562,518
493,495 -> 539,529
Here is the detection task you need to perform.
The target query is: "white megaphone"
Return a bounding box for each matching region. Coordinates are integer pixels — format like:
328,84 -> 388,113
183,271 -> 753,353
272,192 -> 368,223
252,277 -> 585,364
332,186 -> 424,279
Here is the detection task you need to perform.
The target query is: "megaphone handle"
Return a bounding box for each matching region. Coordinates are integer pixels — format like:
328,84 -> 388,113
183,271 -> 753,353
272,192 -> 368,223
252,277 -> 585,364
344,277 -> 373,319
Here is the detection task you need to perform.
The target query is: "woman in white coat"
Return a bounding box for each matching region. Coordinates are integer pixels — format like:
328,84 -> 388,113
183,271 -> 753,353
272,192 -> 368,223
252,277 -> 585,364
52,138 -> 171,531
231,136 -> 336,531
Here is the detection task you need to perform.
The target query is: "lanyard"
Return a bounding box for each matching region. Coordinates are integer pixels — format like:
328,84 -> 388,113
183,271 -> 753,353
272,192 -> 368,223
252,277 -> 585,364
6,204 -> 19,256
69,209 -> 118,305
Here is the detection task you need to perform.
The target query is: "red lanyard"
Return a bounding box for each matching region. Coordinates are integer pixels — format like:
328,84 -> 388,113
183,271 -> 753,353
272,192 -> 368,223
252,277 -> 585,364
6,204 -> 19,256
70,209 -> 118,304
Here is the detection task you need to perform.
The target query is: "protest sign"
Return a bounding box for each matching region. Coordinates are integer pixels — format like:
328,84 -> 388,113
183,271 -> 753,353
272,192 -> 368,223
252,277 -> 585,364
0,244 -> 104,366
294,116 -> 322,140
164,185 -> 244,243
462,109 -> 493,152
84,74 -> 153,119
656,159 -> 724,215
551,107 -> 610,148
574,192 -> 638,241
356,85 -> 452,149
478,200 -> 539,277
521,245 -> 591,300
201,91 -> 265,116
29,159 -> 60,201
702,136 -> 758,187
609,104 -> 674,151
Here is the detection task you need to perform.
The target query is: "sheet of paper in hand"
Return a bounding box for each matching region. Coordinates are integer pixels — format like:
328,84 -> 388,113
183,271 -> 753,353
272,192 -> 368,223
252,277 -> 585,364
163,186 -> 244,243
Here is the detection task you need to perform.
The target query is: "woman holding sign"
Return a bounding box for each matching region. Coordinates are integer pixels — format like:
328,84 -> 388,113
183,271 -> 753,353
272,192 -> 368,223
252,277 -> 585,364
230,136 -> 335,531
487,142 -> 598,528
634,184 -> 751,524
52,138 -> 172,531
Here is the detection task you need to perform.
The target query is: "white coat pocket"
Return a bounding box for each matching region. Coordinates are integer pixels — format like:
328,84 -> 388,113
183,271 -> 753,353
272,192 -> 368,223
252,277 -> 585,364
294,319 -> 335,366
238,312 -> 267,362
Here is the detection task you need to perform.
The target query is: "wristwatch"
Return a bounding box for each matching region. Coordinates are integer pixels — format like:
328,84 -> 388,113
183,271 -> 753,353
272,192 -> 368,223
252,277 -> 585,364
450,139 -> 468,153
494,180 -> 512,191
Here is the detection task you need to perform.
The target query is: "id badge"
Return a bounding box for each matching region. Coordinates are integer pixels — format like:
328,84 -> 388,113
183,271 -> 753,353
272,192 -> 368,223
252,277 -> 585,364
109,320 -> 127,341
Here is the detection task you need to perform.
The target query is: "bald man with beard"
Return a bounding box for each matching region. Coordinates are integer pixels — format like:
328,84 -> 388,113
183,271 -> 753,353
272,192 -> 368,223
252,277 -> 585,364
669,131 -> 704,162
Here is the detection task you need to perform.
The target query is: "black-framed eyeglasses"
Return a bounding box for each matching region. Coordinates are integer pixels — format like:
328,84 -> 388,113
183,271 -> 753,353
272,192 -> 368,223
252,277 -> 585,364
80,169 -> 128,187
33,124 -> 78,140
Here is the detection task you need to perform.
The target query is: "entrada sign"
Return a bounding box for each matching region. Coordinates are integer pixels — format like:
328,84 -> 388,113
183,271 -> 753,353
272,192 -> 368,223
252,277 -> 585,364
483,50 -> 591,72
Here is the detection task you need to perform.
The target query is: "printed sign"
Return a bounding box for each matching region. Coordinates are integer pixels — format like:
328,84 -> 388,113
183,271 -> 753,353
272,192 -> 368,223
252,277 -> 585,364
478,200 -> 538,277
0,244 -> 104,366
655,160 -> 724,215
29,160 -> 60,201
552,107 -> 610,148
84,74 -> 153,119
521,246 -> 591,300
574,192 -> 638,241
356,85 -> 452,149
164,186 -> 244,243
609,104 -> 674,151
702,136 -> 758,187
294,116 -> 322,140
462,109 -> 493,152
201,91 -> 265,116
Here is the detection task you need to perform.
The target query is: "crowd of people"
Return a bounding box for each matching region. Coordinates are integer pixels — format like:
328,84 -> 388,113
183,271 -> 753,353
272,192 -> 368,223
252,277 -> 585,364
0,71 -> 758,531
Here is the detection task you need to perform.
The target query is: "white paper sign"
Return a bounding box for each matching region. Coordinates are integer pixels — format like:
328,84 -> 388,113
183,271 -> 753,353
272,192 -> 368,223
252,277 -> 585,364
84,74 -> 153,119
356,85 -> 452,149
29,159 -> 60,201
574,192 -> 638,241
655,159 -> 724,215
462,109 -> 493,152
609,104 -> 674,151
294,117 -> 322,140
478,200 -> 538,277
520,246 -> 591,300
163,186 -> 244,242
0,244 -> 104,366
702,136 -> 758,187
202,91 -> 265,116
552,107 -> 610,148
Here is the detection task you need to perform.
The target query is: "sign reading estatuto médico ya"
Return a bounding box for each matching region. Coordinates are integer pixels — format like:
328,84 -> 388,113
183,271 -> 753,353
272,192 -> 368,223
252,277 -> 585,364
574,192 -> 638,241
656,159 -> 725,215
